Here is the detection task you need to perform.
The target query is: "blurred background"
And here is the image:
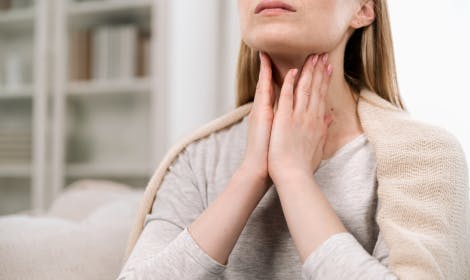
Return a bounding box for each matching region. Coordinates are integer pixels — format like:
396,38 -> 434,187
0,0 -> 469,216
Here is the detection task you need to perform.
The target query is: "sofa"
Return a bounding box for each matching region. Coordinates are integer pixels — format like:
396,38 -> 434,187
0,179 -> 144,280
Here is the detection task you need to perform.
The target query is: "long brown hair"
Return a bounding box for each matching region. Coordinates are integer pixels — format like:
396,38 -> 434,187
235,0 -> 407,111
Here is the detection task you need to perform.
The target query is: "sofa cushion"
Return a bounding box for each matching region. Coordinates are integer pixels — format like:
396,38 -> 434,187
0,179 -> 144,280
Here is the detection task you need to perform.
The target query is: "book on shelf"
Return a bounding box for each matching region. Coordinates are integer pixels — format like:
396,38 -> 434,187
0,1 -> 10,10
137,29 -> 151,78
91,25 -> 110,81
69,29 -> 92,81
92,24 -> 138,81
69,23 -> 151,83
116,24 -> 138,79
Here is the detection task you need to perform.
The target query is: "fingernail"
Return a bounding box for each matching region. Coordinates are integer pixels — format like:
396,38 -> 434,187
311,54 -> 319,66
326,64 -> 333,76
322,53 -> 328,63
259,51 -> 262,60
292,68 -> 298,77
325,114 -> 333,125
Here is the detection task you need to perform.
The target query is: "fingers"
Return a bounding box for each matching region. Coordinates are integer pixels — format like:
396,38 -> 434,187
308,53 -> 328,116
264,52 -> 332,120
317,63 -> 333,119
254,51 -> 274,110
277,68 -> 298,116
294,54 -> 319,113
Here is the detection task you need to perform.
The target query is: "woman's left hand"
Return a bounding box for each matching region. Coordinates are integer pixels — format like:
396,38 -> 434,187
267,53 -> 334,185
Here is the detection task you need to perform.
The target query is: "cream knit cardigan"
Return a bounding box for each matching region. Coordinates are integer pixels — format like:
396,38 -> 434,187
121,88 -> 470,279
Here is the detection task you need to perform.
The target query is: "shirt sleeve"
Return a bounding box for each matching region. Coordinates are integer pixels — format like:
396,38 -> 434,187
301,229 -> 398,280
117,147 -> 228,279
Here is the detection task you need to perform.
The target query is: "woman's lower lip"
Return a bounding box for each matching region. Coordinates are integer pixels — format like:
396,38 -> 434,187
258,8 -> 294,15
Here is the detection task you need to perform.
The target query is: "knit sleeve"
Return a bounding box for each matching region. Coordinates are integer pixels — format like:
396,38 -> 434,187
116,148 -> 227,279
301,228 -> 398,279
374,127 -> 470,279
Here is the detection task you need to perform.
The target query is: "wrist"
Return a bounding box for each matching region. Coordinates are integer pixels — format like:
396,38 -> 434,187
237,163 -> 271,191
272,169 -> 313,189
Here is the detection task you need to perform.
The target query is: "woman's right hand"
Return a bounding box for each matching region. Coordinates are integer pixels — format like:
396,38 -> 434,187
240,51 -> 275,190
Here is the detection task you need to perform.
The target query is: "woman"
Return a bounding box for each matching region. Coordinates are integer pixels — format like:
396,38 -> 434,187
118,0 -> 469,279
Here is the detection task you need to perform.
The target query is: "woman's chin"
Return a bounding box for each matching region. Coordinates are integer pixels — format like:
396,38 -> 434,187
249,40 -> 300,54
244,29 -> 341,56
254,43 -> 314,59
246,34 -> 317,54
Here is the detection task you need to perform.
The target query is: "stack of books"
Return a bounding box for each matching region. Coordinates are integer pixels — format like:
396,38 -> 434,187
69,24 -> 151,82
0,131 -> 31,164
0,103 -> 32,164
0,127 -> 31,164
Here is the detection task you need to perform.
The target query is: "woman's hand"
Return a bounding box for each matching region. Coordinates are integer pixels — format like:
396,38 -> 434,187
267,53 -> 333,185
240,51 -> 276,190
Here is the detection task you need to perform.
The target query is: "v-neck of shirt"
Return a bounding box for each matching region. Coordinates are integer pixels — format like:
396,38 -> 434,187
318,133 -> 367,169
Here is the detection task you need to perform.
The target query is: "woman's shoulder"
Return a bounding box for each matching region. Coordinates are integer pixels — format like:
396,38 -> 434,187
358,89 -> 467,189
182,104 -> 250,155
162,103 -> 252,178
358,89 -> 464,156
395,117 -> 467,174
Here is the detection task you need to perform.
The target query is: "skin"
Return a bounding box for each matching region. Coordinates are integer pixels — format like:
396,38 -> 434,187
188,0 -> 376,266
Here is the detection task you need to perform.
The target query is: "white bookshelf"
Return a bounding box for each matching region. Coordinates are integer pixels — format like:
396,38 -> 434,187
50,0 -> 167,209
68,0 -> 152,27
67,77 -> 151,96
0,0 -> 168,215
0,0 -> 241,216
0,0 -> 48,215
0,85 -> 34,98
0,6 -> 35,33
0,164 -> 32,177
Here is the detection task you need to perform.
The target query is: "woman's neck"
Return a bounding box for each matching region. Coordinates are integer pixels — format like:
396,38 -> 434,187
268,48 -> 364,158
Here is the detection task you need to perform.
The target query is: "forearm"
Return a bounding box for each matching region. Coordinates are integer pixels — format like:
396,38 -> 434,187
274,172 -> 347,263
118,225 -> 227,280
188,164 -> 270,266
275,173 -> 397,279
301,231 -> 397,280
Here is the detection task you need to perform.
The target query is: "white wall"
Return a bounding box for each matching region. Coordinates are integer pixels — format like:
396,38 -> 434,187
165,0 -> 241,146
388,0 -> 470,166
166,0 -> 220,146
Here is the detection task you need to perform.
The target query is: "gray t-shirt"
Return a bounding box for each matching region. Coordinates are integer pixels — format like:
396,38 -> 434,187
118,115 -> 398,279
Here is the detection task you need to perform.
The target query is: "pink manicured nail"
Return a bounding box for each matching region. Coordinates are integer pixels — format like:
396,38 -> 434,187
311,54 -> 319,66
325,115 -> 333,126
322,53 -> 329,63
292,68 -> 298,77
326,64 -> 333,76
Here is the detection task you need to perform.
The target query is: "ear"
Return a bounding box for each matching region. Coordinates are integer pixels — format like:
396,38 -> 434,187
350,0 -> 375,29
